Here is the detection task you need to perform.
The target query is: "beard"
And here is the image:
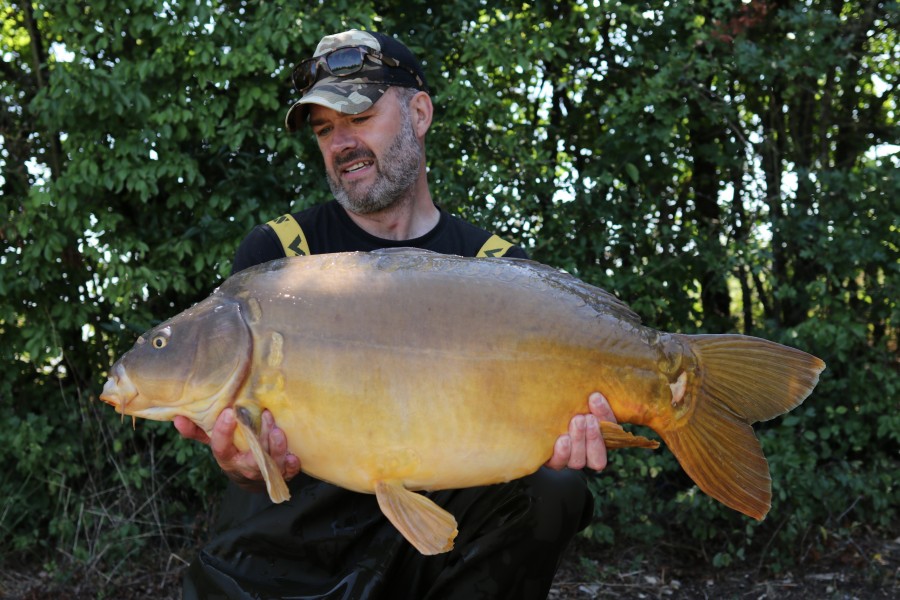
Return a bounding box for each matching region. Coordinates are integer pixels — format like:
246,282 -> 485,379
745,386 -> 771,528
327,109 -> 423,215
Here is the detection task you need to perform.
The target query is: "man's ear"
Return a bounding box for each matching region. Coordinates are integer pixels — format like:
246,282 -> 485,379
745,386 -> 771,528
409,91 -> 433,138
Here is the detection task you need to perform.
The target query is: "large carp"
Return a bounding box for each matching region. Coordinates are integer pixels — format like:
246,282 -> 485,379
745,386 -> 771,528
100,248 -> 825,555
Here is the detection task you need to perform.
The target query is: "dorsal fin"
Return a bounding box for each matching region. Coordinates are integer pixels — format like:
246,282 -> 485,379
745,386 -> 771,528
508,259 -> 643,325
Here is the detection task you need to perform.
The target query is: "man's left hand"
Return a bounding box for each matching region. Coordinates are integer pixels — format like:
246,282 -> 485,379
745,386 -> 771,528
546,392 -> 616,472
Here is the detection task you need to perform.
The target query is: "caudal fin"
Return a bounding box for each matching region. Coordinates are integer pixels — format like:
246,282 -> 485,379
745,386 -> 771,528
658,334 -> 825,520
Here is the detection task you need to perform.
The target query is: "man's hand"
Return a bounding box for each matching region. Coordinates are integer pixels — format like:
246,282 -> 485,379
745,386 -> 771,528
173,409 -> 301,492
546,392 -> 616,472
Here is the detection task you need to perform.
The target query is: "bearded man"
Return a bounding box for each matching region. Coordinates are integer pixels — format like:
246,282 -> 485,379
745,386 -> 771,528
177,29 -> 617,600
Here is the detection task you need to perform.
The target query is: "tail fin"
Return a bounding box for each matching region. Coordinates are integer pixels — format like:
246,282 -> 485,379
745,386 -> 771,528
658,334 -> 825,520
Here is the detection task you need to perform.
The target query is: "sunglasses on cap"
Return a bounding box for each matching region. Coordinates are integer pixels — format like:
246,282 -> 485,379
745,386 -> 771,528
292,46 -> 426,94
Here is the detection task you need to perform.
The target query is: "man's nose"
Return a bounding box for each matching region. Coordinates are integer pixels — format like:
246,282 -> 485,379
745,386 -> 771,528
328,123 -> 358,153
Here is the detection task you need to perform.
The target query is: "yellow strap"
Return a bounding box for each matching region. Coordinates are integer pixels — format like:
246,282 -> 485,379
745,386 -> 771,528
476,234 -> 514,258
267,213 -> 310,257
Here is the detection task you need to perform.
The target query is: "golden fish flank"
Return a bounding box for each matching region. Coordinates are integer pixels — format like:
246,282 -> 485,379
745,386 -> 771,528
99,248 -> 825,555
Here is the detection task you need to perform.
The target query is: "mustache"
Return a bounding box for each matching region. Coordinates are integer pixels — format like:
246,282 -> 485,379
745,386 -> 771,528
334,149 -> 376,169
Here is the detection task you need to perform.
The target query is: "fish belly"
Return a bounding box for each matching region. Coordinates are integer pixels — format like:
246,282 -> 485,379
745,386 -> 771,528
266,345 -> 598,492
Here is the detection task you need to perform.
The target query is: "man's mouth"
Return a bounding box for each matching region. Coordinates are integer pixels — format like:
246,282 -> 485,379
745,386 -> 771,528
335,150 -> 376,178
344,160 -> 373,174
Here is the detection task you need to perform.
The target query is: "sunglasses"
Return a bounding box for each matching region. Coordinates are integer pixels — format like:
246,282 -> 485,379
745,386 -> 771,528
292,46 -> 426,94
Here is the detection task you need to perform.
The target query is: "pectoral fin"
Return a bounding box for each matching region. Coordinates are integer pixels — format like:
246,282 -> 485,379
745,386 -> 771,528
599,421 -> 659,450
233,404 -> 291,504
374,480 -> 458,555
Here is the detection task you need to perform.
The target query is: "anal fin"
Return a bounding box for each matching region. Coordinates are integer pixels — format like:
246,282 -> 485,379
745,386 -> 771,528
375,480 -> 458,555
600,421 -> 660,450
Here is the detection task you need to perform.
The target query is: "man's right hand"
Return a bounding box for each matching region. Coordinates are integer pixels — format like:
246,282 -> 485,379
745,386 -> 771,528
173,409 -> 301,493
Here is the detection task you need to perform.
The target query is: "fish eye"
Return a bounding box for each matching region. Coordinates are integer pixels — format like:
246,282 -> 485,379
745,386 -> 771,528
152,335 -> 168,349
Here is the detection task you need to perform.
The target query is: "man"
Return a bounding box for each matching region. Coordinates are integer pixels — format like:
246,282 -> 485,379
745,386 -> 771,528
177,29 -> 617,599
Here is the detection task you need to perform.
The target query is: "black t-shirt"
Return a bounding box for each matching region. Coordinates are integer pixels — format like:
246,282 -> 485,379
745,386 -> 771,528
232,199 -> 527,273
185,200 -> 591,600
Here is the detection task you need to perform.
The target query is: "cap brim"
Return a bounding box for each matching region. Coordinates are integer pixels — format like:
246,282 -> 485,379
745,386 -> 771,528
284,78 -> 392,132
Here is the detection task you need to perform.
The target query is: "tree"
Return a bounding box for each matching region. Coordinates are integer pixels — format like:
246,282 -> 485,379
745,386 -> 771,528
2,0 -> 897,583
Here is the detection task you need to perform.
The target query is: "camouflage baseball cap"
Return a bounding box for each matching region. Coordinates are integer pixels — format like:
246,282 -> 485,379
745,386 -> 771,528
285,30 -> 428,132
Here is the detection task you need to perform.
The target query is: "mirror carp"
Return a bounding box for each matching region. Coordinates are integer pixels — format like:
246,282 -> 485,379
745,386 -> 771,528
100,248 -> 825,555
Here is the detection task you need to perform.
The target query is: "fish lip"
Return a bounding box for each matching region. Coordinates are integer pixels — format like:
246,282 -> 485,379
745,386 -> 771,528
100,363 -> 138,413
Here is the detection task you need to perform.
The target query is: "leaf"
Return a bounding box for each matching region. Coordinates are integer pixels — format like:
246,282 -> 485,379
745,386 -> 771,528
625,162 -> 640,183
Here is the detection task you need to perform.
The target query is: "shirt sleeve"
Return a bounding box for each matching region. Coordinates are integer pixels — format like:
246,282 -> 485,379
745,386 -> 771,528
231,224 -> 286,275
505,245 -> 529,259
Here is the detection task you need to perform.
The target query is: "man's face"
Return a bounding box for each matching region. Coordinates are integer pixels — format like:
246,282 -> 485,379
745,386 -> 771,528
309,89 -> 423,215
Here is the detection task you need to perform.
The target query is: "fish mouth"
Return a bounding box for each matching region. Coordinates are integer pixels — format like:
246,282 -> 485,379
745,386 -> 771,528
100,363 -> 138,415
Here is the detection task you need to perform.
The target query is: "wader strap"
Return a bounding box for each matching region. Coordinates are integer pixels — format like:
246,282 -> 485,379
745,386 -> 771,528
476,234 -> 514,258
267,213 -> 310,257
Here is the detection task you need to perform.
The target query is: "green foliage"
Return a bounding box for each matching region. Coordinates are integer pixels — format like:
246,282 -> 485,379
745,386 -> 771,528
2,0 -> 897,581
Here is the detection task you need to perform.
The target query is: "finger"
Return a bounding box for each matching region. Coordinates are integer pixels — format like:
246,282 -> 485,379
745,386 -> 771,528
269,429 -> 300,482
268,423 -> 287,460
589,392 -> 617,423
268,424 -> 290,476
262,411 -> 301,480
546,434 -> 572,470
173,416 -> 210,444
283,453 -> 302,481
584,413 -> 609,472
210,408 -> 239,463
259,410 -> 274,455
567,414 -> 587,470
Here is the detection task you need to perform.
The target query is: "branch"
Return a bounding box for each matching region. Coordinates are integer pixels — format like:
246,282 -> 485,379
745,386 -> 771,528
21,1 -> 63,179
22,1 -> 47,88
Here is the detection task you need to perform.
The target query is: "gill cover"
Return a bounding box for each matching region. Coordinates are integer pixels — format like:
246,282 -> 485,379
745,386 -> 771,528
113,297 -> 252,423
